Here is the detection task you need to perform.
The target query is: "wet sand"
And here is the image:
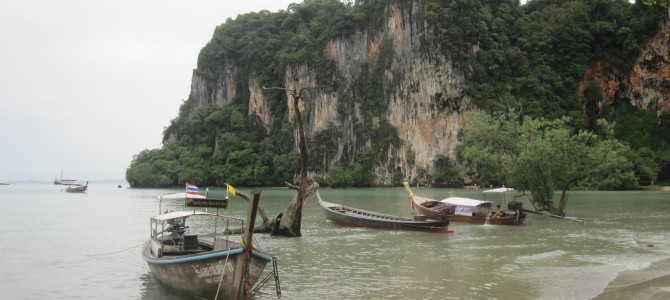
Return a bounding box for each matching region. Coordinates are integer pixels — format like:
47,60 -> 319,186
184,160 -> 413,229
592,258 -> 670,300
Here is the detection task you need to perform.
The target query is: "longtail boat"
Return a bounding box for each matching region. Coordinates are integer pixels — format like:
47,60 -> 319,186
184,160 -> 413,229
317,190 -> 452,233
64,181 -> 88,193
403,182 -> 526,226
143,189 -> 281,299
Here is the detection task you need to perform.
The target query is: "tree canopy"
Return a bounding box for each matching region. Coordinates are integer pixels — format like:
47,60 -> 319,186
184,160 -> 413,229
458,108 -> 650,215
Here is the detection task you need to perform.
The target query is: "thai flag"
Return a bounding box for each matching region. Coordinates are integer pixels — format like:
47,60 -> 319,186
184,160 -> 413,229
186,183 -> 199,195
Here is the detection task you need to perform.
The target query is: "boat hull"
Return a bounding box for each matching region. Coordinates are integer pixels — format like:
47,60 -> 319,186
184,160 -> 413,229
318,192 -> 451,233
411,197 -> 451,220
65,186 -> 87,193
447,213 -> 525,225
142,242 -> 272,299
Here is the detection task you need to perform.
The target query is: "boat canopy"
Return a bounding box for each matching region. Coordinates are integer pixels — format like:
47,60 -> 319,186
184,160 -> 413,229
483,187 -> 514,193
157,192 -> 206,200
440,197 -> 493,207
152,211 -> 214,221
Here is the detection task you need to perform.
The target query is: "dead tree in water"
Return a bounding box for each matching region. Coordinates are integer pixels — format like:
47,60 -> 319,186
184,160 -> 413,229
230,180 -> 319,235
229,86 -> 321,237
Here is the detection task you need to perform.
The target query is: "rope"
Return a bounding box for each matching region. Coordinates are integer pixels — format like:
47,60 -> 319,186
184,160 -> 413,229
87,243 -> 145,257
214,249 -> 232,300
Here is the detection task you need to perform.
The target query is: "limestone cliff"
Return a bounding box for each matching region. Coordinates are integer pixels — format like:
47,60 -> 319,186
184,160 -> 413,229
626,20 -> 670,113
581,21 -> 670,115
278,2 -> 468,186
190,61 -> 238,109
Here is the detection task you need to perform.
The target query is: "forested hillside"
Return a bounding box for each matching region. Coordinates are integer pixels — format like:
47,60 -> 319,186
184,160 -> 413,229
126,0 -> 669,188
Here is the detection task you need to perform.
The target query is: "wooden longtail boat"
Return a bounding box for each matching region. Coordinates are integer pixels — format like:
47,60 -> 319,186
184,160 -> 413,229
64,181 -> 88,193
403,182 -> 526,226
143,190 -> 281,299
317,190 -> 452,233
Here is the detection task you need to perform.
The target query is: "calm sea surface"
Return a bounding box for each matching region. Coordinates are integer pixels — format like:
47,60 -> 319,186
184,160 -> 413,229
0,183 -> 668,299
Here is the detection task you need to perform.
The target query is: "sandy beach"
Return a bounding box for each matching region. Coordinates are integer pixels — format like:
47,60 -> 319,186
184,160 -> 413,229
592,258 -> 670,300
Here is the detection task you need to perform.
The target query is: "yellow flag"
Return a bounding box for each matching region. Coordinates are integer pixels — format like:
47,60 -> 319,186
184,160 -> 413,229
227,184 -> 236,196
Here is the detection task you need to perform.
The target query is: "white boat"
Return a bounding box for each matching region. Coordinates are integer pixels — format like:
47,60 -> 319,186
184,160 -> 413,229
53,170 -> 79,185
0,180 -> 9,185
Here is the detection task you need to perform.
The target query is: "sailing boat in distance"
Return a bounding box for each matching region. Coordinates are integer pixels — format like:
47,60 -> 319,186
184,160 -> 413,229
53,170 -> 80,186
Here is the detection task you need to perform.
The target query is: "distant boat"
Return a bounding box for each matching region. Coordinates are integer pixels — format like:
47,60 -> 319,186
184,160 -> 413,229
317,190 -> 452,233
0,180 -> 9,185
64,182 -> 88,193
53,170 -> 79,186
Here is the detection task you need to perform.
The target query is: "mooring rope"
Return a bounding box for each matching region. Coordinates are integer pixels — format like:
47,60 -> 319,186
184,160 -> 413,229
86,242 -> 145,257
214,249 -> 232,300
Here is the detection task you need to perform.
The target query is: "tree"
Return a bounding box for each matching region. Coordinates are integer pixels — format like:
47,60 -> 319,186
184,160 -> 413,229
258,86 -> 322,237
642,0 -> 670,18
459,109 -> 643,216
328,166 -> 354,187
433,154 -> 463,187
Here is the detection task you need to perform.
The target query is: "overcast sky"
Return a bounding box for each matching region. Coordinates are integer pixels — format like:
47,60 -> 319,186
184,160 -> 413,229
0,0 -> 297,182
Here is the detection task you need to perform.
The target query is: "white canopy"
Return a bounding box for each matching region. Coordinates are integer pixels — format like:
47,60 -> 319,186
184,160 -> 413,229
440,197 -> 493,207
483,187 -> 514,193
151,210 -> 214,221
157,192 -> 206,200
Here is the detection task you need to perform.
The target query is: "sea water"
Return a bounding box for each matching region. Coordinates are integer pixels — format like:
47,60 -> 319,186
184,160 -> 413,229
0,183 -> 668,299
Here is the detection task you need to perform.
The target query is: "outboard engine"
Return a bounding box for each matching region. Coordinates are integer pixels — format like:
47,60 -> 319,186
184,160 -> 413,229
508,200 -> 523,211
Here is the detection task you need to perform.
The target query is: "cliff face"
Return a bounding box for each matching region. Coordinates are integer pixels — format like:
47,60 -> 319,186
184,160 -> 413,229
582,21 -> 670,114
190,61 -> 238,109
626,20 -> 670,113
278,1 -> 469,185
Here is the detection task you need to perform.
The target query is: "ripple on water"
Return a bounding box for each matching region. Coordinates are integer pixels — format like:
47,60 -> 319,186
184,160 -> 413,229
515,250 -> 567,264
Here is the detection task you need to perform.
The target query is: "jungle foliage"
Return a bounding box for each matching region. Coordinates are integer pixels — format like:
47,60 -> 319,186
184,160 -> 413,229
459,109 -> 646,215
127,0 -> 669,189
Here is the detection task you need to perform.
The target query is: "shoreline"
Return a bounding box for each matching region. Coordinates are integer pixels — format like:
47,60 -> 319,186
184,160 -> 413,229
591,258 -> 670,300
